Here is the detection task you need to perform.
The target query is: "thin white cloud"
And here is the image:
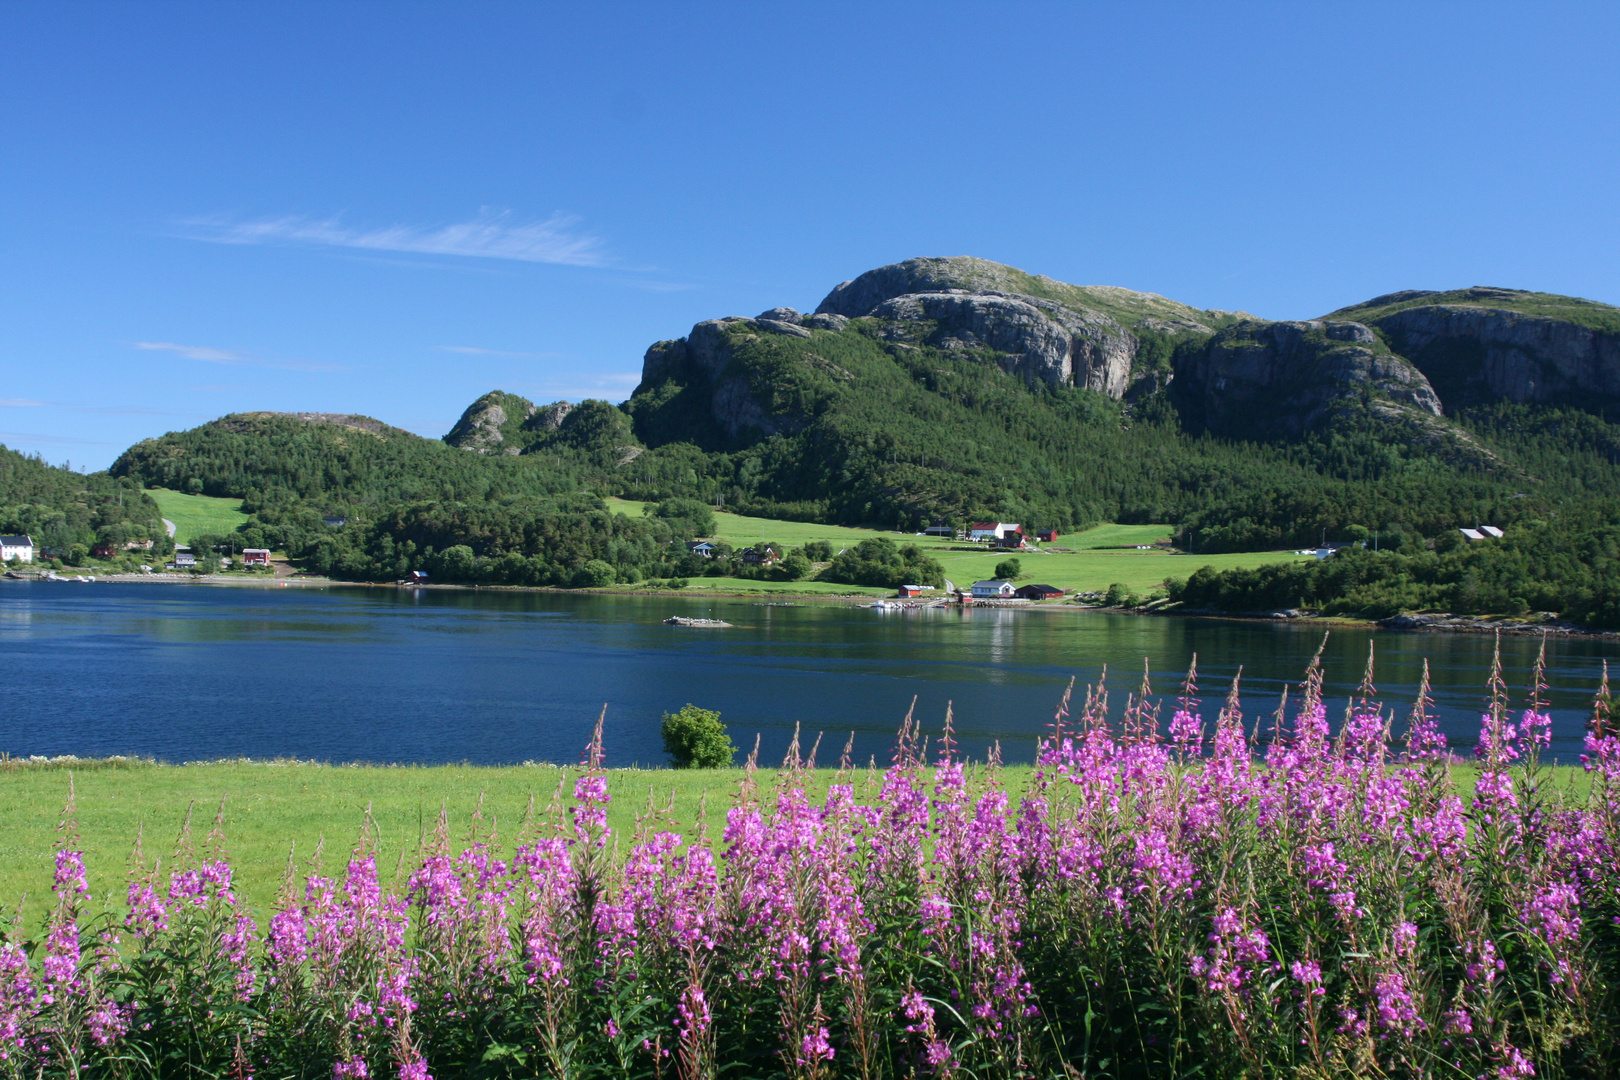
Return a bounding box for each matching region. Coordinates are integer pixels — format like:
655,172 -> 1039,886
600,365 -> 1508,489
508,372 -> 642,402
0,431 -> 113,447
1,397 -> 191,418
179,209 -> 611,268
131,341 -> 342,374
439,345 -> 569,359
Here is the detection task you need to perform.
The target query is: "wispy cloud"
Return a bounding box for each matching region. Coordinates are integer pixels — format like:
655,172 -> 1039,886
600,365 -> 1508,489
508,372 -> 642,402
178,209 -> 611,268
132,341 -> 342,374
0,431 -> 113,447
1,397 -> 192,418
438,345 -> 569,360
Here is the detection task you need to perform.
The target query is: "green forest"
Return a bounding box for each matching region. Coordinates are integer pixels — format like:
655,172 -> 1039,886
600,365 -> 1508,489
1,277 -> 1615,626
0,446 -> 169,564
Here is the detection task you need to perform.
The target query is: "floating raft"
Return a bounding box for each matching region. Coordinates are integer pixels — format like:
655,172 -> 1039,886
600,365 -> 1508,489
663,616 -> 733,628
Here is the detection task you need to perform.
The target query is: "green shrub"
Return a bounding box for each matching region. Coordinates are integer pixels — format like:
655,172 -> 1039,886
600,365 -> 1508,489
575,559 -> 617,588
660,704 -> 735,768
994,557 -> 1022,580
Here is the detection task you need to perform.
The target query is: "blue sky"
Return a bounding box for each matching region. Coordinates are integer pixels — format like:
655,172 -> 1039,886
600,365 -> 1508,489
3,2 -> 1617,469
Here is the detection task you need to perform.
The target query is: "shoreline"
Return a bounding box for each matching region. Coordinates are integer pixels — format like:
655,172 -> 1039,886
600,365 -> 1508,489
5,569 -> 1613,638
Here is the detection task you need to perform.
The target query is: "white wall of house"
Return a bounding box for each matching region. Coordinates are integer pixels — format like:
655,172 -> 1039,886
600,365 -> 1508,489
1,537 -> 34,563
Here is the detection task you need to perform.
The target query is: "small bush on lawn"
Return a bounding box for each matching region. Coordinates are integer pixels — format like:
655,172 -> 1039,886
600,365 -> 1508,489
660,703 -> 735,768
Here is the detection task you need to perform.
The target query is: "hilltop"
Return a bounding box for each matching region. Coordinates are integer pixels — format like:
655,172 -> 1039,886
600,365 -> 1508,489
9,255 -> 1612,625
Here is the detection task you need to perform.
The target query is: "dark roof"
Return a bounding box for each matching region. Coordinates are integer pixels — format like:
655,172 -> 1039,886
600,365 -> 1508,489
1,535 -> 32,545
1018,583 -> 1063,595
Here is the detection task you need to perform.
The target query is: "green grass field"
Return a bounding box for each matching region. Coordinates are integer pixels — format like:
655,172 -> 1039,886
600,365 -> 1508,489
1,760 -> 1587,934
606,499 -> 1307,597
0,761 -> 1010,930
146,488 -> 252,544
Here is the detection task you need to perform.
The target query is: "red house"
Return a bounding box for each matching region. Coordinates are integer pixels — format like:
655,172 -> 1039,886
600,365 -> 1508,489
90,543 -> 117,559
242,548 -> 271,566
1016,583 -> 1064,601
1036,529 -> 1059,543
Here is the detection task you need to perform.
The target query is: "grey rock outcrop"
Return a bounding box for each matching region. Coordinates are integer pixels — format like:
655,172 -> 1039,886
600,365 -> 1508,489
527,401 -> 574,432
1373,304 -> 1620,409
1175,320 -> 1443,439
869,292 -> 1137,394
757,307 -> 803,324
443,393 -> 538,453
755,318 -> 813,339
806,313 -> 849,331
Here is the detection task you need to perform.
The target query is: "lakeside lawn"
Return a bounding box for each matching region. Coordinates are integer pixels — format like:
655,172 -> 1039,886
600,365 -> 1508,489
145,487 -> 253,543
0,761 -> 939,930
1,758 -> 1586,933
606,498 -> 1310,596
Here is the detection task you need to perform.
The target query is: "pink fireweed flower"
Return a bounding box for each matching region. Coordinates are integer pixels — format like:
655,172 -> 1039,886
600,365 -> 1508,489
333,1058 -> 370,1079
798,1025 -> 834,1065
54,849 -> 89,898
0,940 -> 35,1061
223,914 -> 258,1000
1191,907 -> 1276,994
1168,708 -> 1203,756
1519,709 -> 1552,752
1289,960 -> 1325,999
126,878 -> 169,939
88,999 -> 130,1047
1373,972 -> 1424,1036
1495,1045 -> 1536,1078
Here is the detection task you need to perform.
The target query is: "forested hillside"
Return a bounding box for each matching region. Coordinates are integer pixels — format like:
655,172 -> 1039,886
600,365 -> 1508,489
0,445 -> 166,560
24,254 -> 1620,623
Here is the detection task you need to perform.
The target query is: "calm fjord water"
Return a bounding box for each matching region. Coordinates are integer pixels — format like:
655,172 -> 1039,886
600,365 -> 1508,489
0,581 -> 1613,766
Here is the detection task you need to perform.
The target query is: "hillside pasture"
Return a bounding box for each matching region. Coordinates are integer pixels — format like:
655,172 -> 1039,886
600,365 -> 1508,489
146,487 -> 252,543
606,498 -> 1307,596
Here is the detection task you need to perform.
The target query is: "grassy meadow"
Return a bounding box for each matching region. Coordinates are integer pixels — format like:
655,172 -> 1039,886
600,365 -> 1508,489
3,757 -> 1586,936
0,760 -> 1025,930
606,498 -> 1309,596
146,487 -> 252,543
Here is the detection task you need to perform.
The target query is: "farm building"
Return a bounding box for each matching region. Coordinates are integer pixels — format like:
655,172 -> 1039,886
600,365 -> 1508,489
242,549 -> 271,566
968,522 -> 1020,543
740,546 -> 780,566
1,535 -> 34,563
897,584 -> 936,598
923,524 -> 955,538
1016,583 -> 1064,600
971,579 -> 1018,599
1035,529 -> 1059,543
407,570 -> 430,584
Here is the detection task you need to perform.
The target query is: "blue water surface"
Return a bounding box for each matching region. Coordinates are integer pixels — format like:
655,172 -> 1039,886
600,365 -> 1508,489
0,581 -> 1613,766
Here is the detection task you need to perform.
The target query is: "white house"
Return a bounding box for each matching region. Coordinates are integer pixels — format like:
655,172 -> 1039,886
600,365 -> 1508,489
1,535 -> 34,563
971,579 -> 1017,599
968,522 -> 1020,542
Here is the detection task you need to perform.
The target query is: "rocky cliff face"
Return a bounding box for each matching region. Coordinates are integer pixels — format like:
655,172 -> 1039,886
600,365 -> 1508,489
1173,320 -> 1444,439
1326,287 -> 1620,412
617,261 -> 1620,456
1376,303 -> 1620,410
